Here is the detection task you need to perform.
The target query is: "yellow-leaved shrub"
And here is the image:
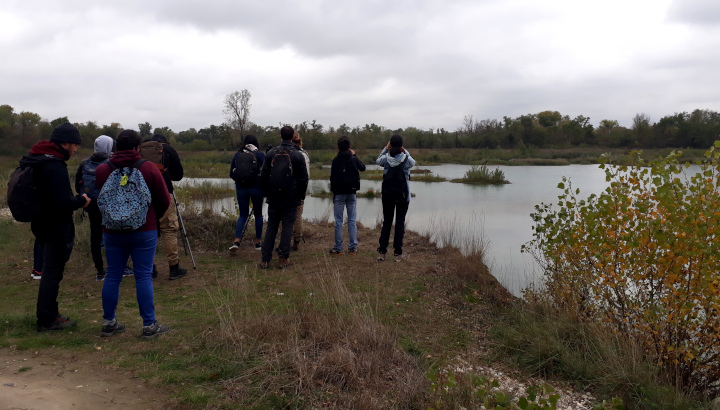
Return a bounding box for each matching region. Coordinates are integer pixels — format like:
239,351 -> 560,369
523,142 -> 720,396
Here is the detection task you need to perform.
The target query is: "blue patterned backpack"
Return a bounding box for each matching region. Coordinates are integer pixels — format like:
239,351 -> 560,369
97,160 -> 152,231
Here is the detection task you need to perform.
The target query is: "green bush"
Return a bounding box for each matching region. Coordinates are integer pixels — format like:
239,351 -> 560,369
452,165 -> 509,185
523,142 -> 720,398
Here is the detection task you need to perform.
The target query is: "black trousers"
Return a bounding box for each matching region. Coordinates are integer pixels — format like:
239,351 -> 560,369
33,238 -> 44,272
36,239 -> 73,327
86,204 -> 105,273
378,194 -> 409,255
261,205 -> 297,262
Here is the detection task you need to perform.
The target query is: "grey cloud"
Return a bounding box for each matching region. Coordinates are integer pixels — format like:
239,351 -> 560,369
667,0 -> 720,25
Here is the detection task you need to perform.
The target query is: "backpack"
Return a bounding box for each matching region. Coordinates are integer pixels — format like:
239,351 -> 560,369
79,158 -> 108,200
6,155 -> 59,222
269,147 -> 295,196
97,160 -> 152,231
231,150 -> 259,187
331,155 -> 360,193
381,158 -> 408,199
139,141 -> 165,173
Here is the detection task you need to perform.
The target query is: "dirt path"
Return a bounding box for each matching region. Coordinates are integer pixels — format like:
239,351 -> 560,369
0,348 -> 169,410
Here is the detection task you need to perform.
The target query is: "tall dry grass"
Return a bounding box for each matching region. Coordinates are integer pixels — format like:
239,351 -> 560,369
204,262 -> 427,408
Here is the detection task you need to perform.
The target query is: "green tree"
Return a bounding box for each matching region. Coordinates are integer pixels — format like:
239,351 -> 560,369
138,122 -> 153,137
50,116 -> 69,128
101,123 -> 122,139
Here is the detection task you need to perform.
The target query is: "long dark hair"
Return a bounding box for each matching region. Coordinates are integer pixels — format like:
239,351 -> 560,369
241,135 -> 259,151
388,134 -> 403,156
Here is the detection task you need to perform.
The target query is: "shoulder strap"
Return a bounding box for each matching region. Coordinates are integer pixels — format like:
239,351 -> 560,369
131,159 -> 147,169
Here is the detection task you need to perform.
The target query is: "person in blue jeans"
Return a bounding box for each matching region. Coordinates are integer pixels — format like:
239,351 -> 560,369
229,135 -> 265,251
329,136 -> 366,255
95,130 -> 171,339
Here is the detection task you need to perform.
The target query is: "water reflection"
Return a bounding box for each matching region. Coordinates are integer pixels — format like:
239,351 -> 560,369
177,164 -> 613,295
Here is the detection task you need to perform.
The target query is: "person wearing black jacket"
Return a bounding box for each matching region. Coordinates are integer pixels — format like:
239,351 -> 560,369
23,123 -> 90,331
329,136 -> 366,255
258,126 -> 309,269
150,133 -> 187,280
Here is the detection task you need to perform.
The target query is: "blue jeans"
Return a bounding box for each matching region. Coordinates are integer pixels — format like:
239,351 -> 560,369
102,230 -> 158,326
235,187 -> 264,240
333,194 -> 358,251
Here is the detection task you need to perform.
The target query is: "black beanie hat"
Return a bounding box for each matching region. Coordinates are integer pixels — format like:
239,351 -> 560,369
50,122 -> 82,145
152,133 -> 168,143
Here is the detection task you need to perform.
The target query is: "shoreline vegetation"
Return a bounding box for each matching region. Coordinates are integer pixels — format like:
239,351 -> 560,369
0,146 -> 717,408
0,200 -> 710,408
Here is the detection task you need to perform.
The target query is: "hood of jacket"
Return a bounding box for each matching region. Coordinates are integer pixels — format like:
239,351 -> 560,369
27,140 -> 69,161
385,152 -> 407,167
94,135 -> 114,157
109,150 -> 142,167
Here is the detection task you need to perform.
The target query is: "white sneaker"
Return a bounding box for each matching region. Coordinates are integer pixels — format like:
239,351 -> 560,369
229,242 -> 240,251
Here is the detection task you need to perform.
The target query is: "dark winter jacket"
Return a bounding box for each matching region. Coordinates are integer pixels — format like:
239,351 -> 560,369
151,136 -> 183,194
95,150 -> 171,233
330,151 -> 366,195
22,141 -> 87,245
260,140 -> 309,207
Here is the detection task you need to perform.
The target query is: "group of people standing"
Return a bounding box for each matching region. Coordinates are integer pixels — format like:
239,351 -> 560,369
22,123 -> 187,338
230,127 -> 415,267
18,122 -> 415,338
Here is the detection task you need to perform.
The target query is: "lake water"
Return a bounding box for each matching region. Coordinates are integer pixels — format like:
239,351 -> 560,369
177,165 -> 613,295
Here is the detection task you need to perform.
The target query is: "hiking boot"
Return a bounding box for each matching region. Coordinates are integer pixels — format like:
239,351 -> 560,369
96,270 -> 106,281
377,252 -> 386,262
348,248 -> 358,255
101,319 -> 126,337
292,240 -> 300,251
394,253 -> 408,262
123,266 -> 134,277
258,261 -> 270,269
37,315 -> 76,332
141,321 -> 170,340
152,265 -> 158,279
229,241 -> 240,251
168,264 -> 187,280
329,248 -> 343,256
254,239 -> 262,251
31,269 -> 42,280
278,257 -> 293,269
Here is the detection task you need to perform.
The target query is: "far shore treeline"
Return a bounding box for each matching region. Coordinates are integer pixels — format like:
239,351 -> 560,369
2,103 -> 720,155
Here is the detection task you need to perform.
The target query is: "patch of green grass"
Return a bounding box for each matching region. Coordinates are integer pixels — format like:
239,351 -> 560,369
451,165 -> 509,185
18,366 -> 32,372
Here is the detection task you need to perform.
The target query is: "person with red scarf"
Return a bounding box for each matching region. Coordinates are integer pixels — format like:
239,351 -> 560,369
21,122 -> 90,332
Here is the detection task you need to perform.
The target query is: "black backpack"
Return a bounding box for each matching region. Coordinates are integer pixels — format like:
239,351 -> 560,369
381,158 -> 408,199
269,147 -> 295,195
231,150 -> 259,187
331,155 -> 360,193
7,155 -> 59,222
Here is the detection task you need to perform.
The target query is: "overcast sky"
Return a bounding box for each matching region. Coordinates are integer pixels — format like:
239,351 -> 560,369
2,0 -> 719,133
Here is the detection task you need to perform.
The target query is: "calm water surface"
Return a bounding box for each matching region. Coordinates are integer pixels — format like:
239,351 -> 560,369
178,165 -> 612,295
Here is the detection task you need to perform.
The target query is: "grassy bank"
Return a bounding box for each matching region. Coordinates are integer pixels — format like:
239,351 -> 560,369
0,205 -> 517,408
1,202 -> 714,407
